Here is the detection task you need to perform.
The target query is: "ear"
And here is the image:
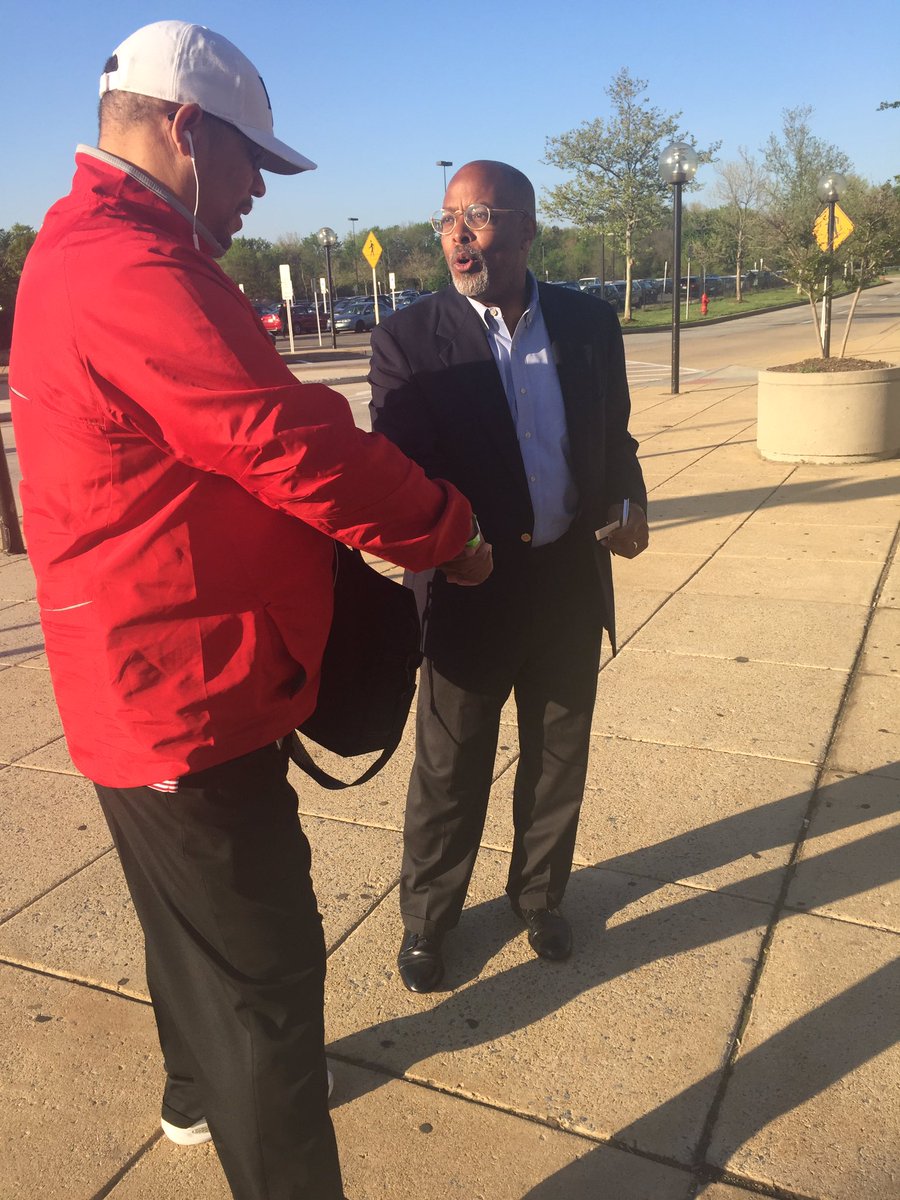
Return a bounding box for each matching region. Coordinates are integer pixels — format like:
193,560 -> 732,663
521,214 -> 537,251
168,103 -> 203,160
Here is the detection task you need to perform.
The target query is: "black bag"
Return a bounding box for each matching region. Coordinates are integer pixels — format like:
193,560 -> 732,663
289,541 -> 422,789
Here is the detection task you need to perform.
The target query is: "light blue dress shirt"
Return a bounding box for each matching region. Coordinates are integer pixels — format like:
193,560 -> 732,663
467,274 -> 578,546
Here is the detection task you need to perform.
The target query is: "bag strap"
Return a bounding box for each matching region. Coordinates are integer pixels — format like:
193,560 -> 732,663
288,726 -> 404,790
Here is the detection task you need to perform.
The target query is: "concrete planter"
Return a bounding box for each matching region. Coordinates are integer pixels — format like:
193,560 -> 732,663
757,362 -> 900,463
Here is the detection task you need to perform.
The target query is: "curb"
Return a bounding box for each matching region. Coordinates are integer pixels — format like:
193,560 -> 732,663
619,279 -> 892,334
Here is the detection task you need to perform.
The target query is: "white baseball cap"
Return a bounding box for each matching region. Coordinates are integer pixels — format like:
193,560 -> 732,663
99,20 -> 316,175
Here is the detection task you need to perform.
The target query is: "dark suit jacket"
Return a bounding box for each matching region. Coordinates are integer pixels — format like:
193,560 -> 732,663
369,281 -> 647,668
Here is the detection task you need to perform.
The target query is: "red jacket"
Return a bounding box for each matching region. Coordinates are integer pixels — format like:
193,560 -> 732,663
10,152 -> 471,786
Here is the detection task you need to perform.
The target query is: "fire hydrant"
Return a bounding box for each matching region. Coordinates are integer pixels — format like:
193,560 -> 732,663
700,291 -> 709,316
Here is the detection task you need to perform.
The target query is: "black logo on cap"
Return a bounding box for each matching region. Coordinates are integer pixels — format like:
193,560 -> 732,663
258,75 -> 272,113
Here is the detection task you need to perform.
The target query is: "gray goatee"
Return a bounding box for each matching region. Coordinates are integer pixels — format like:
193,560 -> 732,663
450,254 -> 490,298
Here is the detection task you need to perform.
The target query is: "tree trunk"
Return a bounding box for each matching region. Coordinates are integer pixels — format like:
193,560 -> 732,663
806,293 -> 825,356
839,287 -> 864,359
623,228 -> 633,321
735,231 -> 743,303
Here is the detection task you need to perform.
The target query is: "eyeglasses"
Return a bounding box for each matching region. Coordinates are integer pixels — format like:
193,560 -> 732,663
430,203 -> 530,236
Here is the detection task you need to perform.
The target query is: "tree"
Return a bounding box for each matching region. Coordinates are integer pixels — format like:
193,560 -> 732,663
760,106 -> 853,354
832,180 -> 900,355
714,149 -> 767,301
543,68 -> 719,319
219,236 -> 280,300
762,105 -> 850,232
0,223 -> 38,336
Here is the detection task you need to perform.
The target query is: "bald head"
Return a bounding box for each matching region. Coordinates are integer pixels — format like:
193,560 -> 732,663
446,160 -> 536,218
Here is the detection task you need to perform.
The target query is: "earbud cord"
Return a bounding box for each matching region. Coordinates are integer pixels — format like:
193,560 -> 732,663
189,150 -> 201,251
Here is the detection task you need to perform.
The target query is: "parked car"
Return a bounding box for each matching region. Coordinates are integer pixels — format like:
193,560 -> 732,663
252,302 -> 282,338
288,303 -> 329,333
582,283 -> 625,312
609,280 -> 643,308
743,269 -> 788,291
334,299 -> 394,333
635,278 -> 660,305
679,277 -> 704,300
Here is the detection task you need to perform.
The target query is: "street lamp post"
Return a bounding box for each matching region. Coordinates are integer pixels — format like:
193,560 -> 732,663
659,141 -> 699,394
436,160 -> 453,194
317,226 -> 338,350
816,171 -> 847,358
348,216 -> 359,293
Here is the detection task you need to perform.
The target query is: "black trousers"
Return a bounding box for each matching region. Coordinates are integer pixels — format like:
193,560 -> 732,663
401,528 -> 604,936
95,741 -> 344,1200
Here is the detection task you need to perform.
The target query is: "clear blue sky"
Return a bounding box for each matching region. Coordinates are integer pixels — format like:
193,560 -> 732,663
3,0 -> 898,243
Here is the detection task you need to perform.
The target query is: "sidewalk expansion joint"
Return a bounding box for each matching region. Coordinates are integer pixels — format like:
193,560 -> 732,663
89,1130 -> 164,1200
325,876 -> 400,961
588,732 -> 820,768
0,954 -> 152,1005
689,1162 -> 822,1200
0,845 -> 114,928
324,1052 -> 704,1182
597,468 -> 800,676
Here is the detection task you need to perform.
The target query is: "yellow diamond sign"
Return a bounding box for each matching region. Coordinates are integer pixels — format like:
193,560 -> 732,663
362,231 -> 382,269
813,203 -> 854,251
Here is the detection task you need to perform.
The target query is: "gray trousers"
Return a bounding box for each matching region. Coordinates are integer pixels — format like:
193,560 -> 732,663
400,529 -> 604,936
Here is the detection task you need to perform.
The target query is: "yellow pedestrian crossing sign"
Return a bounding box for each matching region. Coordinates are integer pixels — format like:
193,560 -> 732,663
813,204 -> 854,251
362,231 -> 382,269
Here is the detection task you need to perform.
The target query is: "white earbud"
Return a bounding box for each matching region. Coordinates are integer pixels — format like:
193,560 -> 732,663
184,130 -> 200,250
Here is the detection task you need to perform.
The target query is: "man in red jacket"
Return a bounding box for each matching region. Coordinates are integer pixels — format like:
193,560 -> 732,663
9,21 -> 489,1200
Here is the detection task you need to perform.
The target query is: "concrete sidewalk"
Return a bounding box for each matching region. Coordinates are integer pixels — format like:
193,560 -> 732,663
1,343 -> 898,1198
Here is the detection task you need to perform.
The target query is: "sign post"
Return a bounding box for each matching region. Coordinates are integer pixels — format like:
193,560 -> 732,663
278,264 -> 295,353
813,203 -> 854,356
318,276 -> 327,348
362,232 -> 383,324
0,423 -> 25,555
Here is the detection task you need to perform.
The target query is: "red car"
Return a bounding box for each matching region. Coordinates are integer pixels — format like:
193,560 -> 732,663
288,304 -> 329,334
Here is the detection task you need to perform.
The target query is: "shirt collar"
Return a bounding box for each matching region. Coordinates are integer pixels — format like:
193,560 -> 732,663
76,144 -> 225,257
466,270 -> 540,330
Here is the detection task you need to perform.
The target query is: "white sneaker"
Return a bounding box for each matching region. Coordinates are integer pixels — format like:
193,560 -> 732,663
160,1116 -> 212,1146
160,1070 -> 334,1146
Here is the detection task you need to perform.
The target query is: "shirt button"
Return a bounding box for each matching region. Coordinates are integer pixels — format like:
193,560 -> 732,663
490,307 -> 500,317
529,474 -> 536,482
520,387 -> 527,395
524,431 -> 532,439
521,532 -> 532,543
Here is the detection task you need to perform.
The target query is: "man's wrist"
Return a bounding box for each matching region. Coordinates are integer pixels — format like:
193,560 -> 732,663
465,515 -> 483,549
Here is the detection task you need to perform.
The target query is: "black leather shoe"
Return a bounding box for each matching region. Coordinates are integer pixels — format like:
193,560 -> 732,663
517,907 -> 572,962
397,930 -> 444,992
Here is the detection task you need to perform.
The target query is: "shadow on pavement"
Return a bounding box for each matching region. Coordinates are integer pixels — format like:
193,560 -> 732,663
329,766 -> 899,1184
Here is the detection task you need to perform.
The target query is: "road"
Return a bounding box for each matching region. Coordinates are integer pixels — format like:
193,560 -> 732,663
628,279 -> 900,380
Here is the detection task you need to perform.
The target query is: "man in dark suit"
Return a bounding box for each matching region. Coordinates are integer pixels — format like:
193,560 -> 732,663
369,160 -> 648,992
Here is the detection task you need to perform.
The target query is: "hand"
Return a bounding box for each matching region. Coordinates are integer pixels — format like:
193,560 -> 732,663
603,501 -> 649,559
439,539 -> 493,586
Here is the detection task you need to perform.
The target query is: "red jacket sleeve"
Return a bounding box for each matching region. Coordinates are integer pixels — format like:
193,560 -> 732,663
71,244 -> 471,570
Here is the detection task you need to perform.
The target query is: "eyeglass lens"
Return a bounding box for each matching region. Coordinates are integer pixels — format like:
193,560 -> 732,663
432,204 -> 492,234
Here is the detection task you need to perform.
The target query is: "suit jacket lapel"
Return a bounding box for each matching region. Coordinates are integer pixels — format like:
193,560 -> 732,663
434,290 -> 528,490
